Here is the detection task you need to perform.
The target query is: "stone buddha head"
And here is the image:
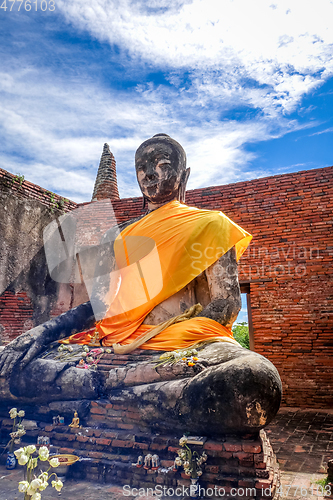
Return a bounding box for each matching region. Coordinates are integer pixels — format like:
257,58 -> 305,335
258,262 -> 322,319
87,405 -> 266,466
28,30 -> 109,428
135,134 -> 190,210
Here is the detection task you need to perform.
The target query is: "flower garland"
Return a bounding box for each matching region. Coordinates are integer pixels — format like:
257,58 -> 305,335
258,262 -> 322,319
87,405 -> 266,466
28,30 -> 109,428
155,347 -> 199,368
42,344 -> 113,370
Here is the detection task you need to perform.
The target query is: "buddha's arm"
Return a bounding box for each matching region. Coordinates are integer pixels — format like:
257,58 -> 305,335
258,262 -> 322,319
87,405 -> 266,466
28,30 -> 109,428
0,301 -> 96,376
197,247 -> 242,328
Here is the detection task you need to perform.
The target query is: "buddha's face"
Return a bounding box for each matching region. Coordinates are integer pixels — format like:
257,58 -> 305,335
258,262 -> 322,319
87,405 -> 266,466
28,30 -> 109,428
135,140 -> 186,205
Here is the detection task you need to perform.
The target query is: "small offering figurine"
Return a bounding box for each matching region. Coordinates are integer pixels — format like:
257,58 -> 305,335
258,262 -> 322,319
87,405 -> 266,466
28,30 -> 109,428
68,411 -> 80,428
136,455 -> 143,468
143,454 -> 152,469
151,454 -> 160,470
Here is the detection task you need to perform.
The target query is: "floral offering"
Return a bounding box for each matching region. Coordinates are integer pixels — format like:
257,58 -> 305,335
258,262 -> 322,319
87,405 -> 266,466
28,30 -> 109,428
174,435 -> 207,479
14,445 -> 63,499
7,408 -> 26,453
156,348 -> 200,368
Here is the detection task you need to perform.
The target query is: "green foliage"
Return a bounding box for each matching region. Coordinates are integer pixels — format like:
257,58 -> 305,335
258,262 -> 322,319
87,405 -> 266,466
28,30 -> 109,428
46,192 -> 68,213
316,477 -> 330,487
232,322 -> 250,349
12,173 -> 25,188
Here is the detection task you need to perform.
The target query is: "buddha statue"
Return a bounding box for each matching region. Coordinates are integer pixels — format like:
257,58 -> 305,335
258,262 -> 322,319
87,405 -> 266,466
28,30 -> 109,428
0,134 -> 282,435
68,411 -> 80,428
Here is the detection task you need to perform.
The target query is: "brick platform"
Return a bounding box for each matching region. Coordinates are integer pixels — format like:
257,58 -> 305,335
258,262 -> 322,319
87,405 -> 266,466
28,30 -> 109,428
0,402 -> 280,500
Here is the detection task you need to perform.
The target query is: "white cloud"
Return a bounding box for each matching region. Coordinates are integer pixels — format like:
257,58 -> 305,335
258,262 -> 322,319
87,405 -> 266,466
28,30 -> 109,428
309,126 -> 333,136
57,0 -> 333,112
0,56 -> 316,203
1,0 -> 333,201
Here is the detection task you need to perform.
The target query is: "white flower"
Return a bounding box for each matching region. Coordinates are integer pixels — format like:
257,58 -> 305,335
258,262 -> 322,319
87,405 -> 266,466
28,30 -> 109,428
26,444 -> 36,455
31,492 -> 41,500
14,447 -> 24,458
174,352 -> 181,359
159,352 -> 170,360
31,457 -> 38,469
18,481 -> 29,492
30,478 -> 42,490
183,460 -> 190,468
179,436 -> 188,446
175,457 -> 182,466
9,408 -> 17,419
52,479 -> 63,491
18,410 -> 25,418
68,346 -> 73,352
105,348 -> 111,353
18,453 -> 29,465
38,446 -> 49,461
39,472 -> 48,481
185,469 -> 191,476
39,481 -> 48,491
49,457 -> 60,467
192,349 -> 198,355
197,470 -> 203,476
17,428 -> 26,437
83,345 -> 89,352
27,483 -> 37,495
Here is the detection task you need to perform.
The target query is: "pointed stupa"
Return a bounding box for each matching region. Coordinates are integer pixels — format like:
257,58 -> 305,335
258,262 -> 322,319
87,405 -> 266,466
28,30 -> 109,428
91,143 -> 120,201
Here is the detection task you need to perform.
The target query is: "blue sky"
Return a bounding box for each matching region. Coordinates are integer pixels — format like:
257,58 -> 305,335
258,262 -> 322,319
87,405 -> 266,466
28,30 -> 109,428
1,0 -> 333,205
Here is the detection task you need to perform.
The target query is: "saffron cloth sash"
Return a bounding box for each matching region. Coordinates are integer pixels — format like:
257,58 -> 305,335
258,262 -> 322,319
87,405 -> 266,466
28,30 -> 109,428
64,200 -> 252,350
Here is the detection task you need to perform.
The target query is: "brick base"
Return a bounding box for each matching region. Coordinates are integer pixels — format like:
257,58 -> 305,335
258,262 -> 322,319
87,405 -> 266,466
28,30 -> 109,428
0,402 -> 280,499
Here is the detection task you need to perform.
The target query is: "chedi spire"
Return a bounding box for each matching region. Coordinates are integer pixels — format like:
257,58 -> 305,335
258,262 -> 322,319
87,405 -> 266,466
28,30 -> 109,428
91,143 -> 120,201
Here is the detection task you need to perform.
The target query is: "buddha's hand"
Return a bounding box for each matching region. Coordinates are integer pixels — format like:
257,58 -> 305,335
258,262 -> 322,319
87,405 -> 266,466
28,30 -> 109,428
0,325 -> 45,377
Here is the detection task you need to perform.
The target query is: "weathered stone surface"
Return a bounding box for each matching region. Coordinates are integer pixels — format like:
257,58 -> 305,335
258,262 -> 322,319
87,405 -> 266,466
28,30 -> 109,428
180,345 -> 282,434
48,400 -> 91,418
0,185 -> 62,339
9,359 -> 101,402
103,343 -> 282,435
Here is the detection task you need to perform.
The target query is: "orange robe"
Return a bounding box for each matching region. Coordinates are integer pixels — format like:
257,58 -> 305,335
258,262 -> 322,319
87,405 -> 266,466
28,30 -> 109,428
64,200 -> 252,350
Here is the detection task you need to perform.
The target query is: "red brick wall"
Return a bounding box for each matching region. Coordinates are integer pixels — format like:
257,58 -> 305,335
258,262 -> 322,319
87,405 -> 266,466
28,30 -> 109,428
0,291 -> 34,343
188,167 -> 333,408
1,165 -> 332,407
0,168 -> 77,211
108,166 -> 333,408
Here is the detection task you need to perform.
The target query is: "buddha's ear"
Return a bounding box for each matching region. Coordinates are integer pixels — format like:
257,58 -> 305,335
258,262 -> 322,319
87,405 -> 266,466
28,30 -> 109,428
142,195 -> 148,211
178,168 -> 190,203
